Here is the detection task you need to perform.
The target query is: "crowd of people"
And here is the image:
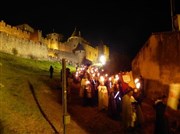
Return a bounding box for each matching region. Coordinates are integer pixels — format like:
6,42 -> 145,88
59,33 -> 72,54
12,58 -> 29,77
64,65 -> 145,134
49,64 -> 180,134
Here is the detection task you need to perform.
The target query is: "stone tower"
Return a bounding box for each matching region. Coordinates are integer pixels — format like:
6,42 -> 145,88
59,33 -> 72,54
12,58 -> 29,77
46,33 -> 63,50
74,42 -> 86,65
67,27 -> 82,49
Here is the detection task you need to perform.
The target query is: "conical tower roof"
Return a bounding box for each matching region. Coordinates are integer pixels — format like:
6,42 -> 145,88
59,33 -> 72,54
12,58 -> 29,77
71,27 -> 81,37
74,43 -> 85,51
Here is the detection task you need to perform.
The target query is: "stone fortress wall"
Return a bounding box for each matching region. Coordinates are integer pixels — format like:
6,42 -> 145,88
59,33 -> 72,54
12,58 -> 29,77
0,20 -> 110,65
0,20 -> 30,39
0,32 -> 48,60
0,20 -> 48,60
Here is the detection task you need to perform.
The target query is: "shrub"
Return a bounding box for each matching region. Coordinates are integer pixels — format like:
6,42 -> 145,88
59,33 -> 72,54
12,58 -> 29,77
28,54 -> 38,60
12,48 -> 18,56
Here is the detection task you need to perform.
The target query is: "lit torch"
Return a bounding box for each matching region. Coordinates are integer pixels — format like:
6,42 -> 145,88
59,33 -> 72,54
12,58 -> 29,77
109,77 -> 112,88
134,78 -> 141,91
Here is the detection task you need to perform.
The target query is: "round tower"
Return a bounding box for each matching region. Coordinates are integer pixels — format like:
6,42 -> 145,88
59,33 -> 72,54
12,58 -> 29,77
46,33 -> 62,50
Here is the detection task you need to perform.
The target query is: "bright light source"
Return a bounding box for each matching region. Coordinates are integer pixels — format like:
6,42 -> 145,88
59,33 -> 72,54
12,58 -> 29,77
134,78 -> 139,84
100,76 -> 105,82
99,55 -> 106,65
86,80 -> 90,85
134,77 -> 141,89
136,82 -> 141,89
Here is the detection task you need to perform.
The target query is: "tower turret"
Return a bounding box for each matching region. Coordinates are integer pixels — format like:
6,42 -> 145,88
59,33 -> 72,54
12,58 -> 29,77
74,43 -> 86,65
46,33 -> 63,50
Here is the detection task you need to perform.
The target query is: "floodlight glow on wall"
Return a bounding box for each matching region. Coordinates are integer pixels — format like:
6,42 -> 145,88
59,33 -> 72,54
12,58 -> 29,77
99,55 -> 106,65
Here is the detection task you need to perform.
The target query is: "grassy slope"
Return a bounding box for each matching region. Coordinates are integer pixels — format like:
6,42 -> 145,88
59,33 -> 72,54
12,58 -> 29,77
0,52 -> 84,134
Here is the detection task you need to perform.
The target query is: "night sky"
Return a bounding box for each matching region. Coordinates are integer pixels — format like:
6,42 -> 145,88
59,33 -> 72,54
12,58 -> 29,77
0,0 -> 180,70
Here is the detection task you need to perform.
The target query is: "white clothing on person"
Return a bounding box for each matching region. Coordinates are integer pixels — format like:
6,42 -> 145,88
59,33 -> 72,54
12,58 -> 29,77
98,85 -> 108,110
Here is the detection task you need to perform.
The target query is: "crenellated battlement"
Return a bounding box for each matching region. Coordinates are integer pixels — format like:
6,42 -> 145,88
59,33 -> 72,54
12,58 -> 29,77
0,20 -> 30,40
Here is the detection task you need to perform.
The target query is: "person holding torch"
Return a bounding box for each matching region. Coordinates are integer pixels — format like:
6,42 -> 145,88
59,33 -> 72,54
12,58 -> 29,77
98,76 -> 108,111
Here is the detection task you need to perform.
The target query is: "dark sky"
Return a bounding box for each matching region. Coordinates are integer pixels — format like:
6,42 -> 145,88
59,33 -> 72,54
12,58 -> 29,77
0,0 -> 180,61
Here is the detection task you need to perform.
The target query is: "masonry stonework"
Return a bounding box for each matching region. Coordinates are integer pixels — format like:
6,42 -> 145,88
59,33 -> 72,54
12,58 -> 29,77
0,20 -> 110,65
132,31 -> 180,101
